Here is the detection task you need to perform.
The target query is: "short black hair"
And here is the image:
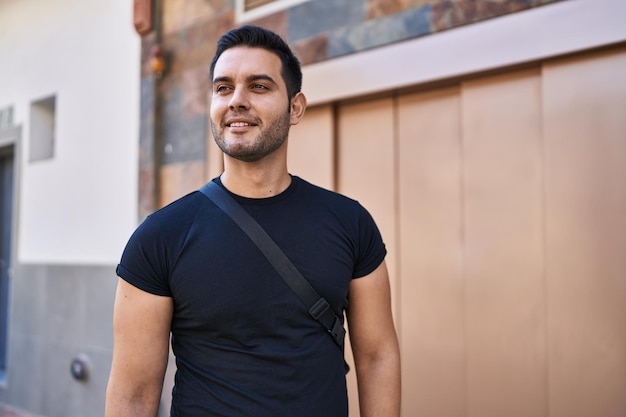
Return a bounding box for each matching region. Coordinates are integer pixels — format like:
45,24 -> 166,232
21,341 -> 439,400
210,25 -> 302,100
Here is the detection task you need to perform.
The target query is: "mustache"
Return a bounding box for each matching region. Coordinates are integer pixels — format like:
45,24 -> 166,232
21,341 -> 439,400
223,112 -> 261,125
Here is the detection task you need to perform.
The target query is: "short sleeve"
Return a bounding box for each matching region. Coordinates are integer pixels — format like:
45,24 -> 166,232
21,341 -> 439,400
352,205 -> 387,278
116,215 -> 172,297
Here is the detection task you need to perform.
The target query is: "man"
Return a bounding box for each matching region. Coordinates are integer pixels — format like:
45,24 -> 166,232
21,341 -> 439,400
105,25 -> 400,417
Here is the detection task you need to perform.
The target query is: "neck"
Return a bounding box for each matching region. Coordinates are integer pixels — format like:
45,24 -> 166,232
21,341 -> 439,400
220,158 -> 291,198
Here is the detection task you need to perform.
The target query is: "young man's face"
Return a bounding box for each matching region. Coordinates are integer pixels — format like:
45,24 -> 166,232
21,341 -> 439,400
210,46 -> 296,163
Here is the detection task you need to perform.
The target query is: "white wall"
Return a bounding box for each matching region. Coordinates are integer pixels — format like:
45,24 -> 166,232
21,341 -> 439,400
0,0 -> 140,264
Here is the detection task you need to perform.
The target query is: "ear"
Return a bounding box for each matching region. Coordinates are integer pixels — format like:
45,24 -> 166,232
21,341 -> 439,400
289,92 -> 307,125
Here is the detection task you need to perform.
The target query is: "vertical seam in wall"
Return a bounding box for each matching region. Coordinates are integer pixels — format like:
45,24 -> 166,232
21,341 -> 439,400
153,0 -> 165,210
331,103 -> 339,192
458,82 -> 469,417
539,62 -> 551,417
392,94 -> 402,339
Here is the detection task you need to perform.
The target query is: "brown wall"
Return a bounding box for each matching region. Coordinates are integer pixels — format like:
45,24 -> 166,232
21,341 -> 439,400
289,45 -> 626,417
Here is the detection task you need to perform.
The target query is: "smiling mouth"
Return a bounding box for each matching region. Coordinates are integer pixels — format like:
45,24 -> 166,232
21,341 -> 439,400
228,122 -> 255,127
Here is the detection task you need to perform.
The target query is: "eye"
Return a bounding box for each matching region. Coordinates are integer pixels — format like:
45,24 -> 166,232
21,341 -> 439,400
214,85 -> 231,93
252,83 -> 269,90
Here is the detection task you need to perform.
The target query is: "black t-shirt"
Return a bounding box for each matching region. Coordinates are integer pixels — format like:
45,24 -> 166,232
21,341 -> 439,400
117,176 -> 387,417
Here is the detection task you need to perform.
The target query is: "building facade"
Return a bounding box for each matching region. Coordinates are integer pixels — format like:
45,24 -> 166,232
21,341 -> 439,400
0,0 -> 139,416
0,0 -> 625,416
145,1 -> 626,415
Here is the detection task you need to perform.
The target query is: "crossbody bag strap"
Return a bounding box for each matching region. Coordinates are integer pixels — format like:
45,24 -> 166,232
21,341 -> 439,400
199,181 -> 346,349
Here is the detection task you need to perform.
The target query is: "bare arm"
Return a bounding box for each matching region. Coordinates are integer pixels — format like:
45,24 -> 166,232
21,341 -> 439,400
105,278 -> 173,417
347,260 -> 401,417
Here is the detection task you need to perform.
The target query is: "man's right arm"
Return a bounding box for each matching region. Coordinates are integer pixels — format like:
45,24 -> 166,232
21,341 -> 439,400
105,278 -> 173,417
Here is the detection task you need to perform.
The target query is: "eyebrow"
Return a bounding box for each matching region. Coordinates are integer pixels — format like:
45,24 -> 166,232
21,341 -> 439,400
212,74 -> 279,86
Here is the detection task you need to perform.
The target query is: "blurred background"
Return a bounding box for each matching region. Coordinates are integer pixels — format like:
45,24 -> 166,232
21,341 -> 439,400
0,0 -> 624,416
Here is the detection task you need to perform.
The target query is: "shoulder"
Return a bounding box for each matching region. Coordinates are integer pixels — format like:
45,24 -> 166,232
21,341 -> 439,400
292,176 -> 359,208
146,190 -> 206,223
133,190 -> 209,242
291,177 -> 386,276
291,177 -> 375,229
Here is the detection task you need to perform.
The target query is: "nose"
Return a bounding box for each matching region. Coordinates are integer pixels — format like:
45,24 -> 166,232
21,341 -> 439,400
229,86 -> 250,110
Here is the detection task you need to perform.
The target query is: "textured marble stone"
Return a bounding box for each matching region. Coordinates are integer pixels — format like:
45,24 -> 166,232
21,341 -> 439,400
431,0 -> 537,32
367,0 -> 406,18
139,166 -> 156,220
293,33 -> 329,66
159,161 -> 207,206
182,66 -> 210,117
162,117 -> 207,164
153,72 -> 208,167
247,10 -> 288,40
329,5 -> 431,58
406,0 -> 434,6
287,0 -> 366,43
162,21 -> 217,76
140,32 -> 158,78
162,0 -> 233,35
139,77 -> 156,167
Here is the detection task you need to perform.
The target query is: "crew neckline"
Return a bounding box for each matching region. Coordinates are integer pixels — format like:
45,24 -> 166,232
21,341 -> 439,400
213,175 -> 298,206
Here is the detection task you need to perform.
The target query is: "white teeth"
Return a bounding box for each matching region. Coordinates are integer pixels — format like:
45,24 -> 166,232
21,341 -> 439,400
229,122 -> 252,127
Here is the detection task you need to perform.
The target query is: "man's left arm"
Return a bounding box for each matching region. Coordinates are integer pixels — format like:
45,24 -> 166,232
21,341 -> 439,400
347,260 -> 401,417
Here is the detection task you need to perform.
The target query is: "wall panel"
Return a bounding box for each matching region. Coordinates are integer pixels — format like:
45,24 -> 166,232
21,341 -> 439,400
462,70 -> 547,417
288,104 -> 334,190
337,98 -> 397,285
205,124 -> 224,181
543,47 -> 626,417
330,45 -> 626,417
397,88 -> 466,417
336,98 -> 396,417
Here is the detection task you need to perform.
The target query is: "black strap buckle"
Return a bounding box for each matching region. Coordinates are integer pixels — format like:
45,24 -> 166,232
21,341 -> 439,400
329,316 -> 346,346
309,298 -> 346,347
